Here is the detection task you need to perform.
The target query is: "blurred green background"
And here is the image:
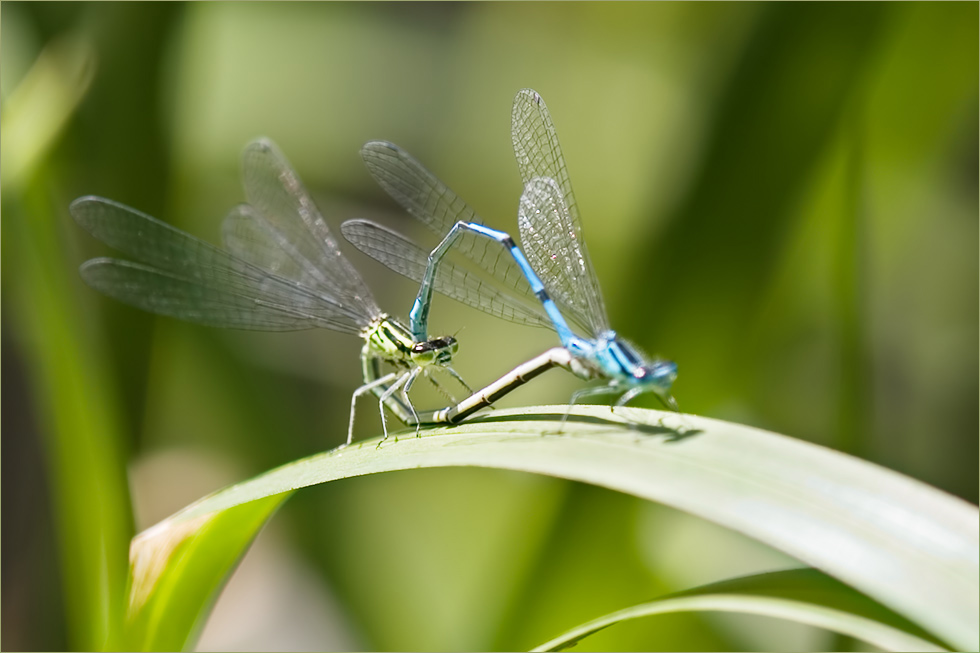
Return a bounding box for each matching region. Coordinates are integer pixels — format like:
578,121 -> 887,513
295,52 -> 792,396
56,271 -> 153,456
2,2 -> 976,651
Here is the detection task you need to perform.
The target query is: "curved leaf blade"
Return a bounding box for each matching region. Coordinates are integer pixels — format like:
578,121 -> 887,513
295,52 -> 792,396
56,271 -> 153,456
127,406 -> 979,651
532,568 -> 948,652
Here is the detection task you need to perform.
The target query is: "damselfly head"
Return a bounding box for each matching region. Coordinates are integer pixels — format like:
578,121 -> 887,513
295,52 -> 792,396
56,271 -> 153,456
609,338 -> 673,386
411,336 -> 458,366
629,359 -> 679,411
635,359 -> 677,389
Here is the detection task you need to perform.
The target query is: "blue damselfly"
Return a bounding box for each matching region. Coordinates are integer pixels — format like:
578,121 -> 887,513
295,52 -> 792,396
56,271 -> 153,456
343,89 -> 677,424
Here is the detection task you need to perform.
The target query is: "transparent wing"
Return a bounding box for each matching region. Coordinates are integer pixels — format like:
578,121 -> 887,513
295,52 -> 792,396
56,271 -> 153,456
518,176 -> 609,335
221,204 -> 377,329
511,89 -> 609,335
71,196 -> 371,333
80,258 -> 348,331
237,138 -> 382,316
341,219 -> 553,328
360,140 -> 537,301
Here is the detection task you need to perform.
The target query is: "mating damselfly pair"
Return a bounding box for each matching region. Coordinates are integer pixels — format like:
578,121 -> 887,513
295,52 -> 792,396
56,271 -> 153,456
72,89 -> 678,448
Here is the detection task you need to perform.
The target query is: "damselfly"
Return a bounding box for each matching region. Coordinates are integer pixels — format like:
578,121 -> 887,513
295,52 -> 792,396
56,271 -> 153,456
343,89 -> 677,424
71,138 -> 469,447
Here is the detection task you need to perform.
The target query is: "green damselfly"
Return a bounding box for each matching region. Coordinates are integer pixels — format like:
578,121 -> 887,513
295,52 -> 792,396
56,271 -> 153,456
71,138 -> 469,447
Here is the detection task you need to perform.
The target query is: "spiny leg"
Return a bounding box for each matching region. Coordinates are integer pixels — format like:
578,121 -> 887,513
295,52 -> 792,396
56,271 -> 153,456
420,366 -> 475,417
377,371 -> 413,447
618,386 -> 681,413
613,385 -> 651,433
615,385 -> 646,408
425,371 -> 462,404
444,365 -> 473,394
348,372 -> 400,447
401,367 -> 424,436
561,383 -> 624,430
615,386 -> 682,428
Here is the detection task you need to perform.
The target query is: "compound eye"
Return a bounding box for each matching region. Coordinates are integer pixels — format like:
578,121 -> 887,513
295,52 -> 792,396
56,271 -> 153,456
411,347 -> 437,366
412,339 -> 450,366
647,361 -> 677,386
435,335 -> 458,355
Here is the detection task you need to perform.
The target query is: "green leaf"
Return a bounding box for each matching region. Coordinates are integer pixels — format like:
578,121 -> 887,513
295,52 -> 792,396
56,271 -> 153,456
532,568 -> 947,652
126,406 -> 978,651
126,494 -> 290,651
0,34 -> 95,190
2,35 -> 132,651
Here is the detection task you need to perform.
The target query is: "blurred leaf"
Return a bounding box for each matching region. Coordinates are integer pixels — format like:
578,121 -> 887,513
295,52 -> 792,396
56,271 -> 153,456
1,34 -> 132,651
127,406 -> 977,651
630,2 -> 891,408
125,493 -> 290,651
533,568 -> 947,652
494,482 -> 727,652
6,193 -> 133,650
305,468 -> 569,651
0,34 -> 94,190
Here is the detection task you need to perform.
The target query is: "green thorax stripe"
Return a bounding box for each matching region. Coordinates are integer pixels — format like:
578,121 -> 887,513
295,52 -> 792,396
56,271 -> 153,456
364,316 -> 414,360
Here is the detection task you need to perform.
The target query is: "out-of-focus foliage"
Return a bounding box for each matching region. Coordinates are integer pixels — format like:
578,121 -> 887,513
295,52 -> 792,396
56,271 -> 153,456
2,3 -> 976,651
533,568 -> 947,653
